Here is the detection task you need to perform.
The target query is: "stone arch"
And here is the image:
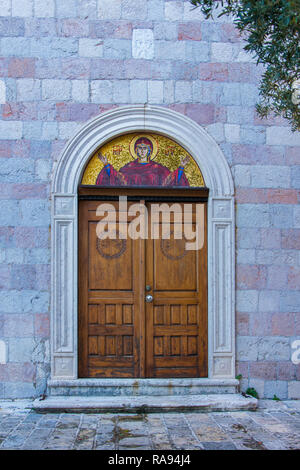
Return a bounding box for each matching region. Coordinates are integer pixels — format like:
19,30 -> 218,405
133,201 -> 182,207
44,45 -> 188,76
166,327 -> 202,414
51,105 -> 235,383
52,105 -> 233,196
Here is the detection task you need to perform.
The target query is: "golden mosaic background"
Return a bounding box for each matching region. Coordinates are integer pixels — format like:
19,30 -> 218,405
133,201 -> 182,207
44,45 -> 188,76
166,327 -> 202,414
81,133 -> 205,187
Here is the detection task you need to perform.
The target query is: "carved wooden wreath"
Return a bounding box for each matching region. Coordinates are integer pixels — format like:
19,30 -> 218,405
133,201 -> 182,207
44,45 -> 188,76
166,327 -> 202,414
160,231 -> 188,260
96,230 -> 127,259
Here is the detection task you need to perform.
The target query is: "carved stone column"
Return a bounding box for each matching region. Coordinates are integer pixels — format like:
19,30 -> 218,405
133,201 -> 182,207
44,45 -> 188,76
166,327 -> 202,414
209,198 -> 235,378
51,194 -> 77,379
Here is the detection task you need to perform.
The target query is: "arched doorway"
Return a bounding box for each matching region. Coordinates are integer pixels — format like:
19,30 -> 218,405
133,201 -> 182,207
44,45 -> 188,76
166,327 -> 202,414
50,105 -> 235,392
78,131 -> 208,379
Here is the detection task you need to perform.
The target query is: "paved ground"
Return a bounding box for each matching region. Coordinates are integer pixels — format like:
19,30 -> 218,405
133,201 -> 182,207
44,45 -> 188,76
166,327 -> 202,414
0,399 -> 299,450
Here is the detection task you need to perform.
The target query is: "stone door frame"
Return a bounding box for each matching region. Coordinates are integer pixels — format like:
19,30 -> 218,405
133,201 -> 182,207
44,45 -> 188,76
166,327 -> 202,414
51,105 -> 235,382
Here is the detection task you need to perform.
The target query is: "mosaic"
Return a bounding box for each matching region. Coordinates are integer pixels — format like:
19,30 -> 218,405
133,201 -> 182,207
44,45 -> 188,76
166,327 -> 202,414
81,133 -> 205,188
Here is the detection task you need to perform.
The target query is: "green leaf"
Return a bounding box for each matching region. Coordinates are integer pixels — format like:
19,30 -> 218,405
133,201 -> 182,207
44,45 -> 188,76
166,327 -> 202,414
189,0 -> 300,130
246,387 -> 259,399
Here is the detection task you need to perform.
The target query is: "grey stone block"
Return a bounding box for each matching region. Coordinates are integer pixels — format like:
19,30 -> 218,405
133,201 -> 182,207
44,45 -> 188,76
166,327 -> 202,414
258,291 -> 280,312
30,37 -> 78,58
42,79 -> 71,100
240,126 -> 266,145
113,80 -> 130,103
155,40 -> 186,60
22,290 -> 50,313
0,201 -> 21,226
251,166 -> 290,189
0,159 -> 35,184
91,80 -> 113,103
23,122 -> 43,140
1,37 -> 31,57
175,81 -> 192,103
264,380 -> 288,399
4,382 -> 36,399
122,0 -> 147,19
8,338 -> 35,362
280,292 -> 300,313
103,39 -> 131,59
291,166 -> 300,189
236,290 -> 259,313
257,337 -> 290,361
237,336 -> 259,361
234,165 -> 251,187
288,381 -> 300,399
185,41 -> 210,62
19,200 -> 50,227
11,265 -> 36,290
237,249 -> 256,264
153,22 -> 177,40
17,79 -> 41,101
237,204 -> 270,228
0,122 -> 23,140
130,80 -> 147,103
237,228 -> 260,249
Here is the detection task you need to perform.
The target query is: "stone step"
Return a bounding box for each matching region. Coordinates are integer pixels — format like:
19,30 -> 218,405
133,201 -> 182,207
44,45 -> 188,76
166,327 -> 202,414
48,378 -> 239,397
32,394 -> 257,413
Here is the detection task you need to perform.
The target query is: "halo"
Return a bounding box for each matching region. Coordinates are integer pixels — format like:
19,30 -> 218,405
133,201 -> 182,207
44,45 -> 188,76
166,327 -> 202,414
129,134 -> 159,160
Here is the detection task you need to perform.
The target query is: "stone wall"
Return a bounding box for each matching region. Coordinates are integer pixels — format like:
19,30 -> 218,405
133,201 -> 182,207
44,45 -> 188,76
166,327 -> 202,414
0,0 -> 299,399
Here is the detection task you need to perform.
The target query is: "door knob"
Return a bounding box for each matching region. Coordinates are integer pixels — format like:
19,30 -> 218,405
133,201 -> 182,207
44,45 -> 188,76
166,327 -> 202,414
145,294 -> 153,303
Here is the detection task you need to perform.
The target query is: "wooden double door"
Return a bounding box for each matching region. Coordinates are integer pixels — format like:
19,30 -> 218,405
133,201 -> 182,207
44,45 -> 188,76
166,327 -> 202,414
78,191 -> 207,378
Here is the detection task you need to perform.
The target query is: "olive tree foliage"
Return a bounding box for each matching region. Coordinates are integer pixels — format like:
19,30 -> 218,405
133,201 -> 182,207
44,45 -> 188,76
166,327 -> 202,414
190,0 -> 300,130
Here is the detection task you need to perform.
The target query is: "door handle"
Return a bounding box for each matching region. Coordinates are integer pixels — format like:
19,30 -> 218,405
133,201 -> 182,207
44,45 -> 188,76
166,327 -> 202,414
145,294 -> 153,303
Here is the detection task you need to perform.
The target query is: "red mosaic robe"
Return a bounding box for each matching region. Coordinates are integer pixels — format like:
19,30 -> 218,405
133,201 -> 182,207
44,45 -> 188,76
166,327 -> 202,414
95,159 -> 189,187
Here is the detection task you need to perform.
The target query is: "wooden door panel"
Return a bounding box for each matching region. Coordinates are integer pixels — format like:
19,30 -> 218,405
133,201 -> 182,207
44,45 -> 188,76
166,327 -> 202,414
145,202 -> 207,378
87,333 -> 133,357
78,200 -> 142,378
153,236 -> 197,291
82,301 -> 139,378
88,221 -> 132,291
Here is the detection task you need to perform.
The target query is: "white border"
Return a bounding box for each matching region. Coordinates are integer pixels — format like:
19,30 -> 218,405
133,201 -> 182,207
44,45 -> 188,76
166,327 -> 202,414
51,105 -> 235,381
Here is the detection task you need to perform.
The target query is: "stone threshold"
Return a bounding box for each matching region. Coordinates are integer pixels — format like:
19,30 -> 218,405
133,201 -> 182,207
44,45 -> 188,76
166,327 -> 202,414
32,394 -> 257,413
48,378 -> 239,396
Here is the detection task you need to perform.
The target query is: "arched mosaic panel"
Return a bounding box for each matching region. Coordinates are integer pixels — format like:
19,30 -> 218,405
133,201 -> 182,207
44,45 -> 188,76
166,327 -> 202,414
81,132 -> 205,188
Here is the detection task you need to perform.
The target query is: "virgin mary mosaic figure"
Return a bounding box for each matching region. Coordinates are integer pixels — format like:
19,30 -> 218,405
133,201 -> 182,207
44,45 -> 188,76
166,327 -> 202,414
96,135 -> 190,187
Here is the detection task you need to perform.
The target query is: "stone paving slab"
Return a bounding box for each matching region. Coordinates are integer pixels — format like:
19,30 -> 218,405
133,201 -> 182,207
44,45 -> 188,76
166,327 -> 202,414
0,400 -> 299,450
